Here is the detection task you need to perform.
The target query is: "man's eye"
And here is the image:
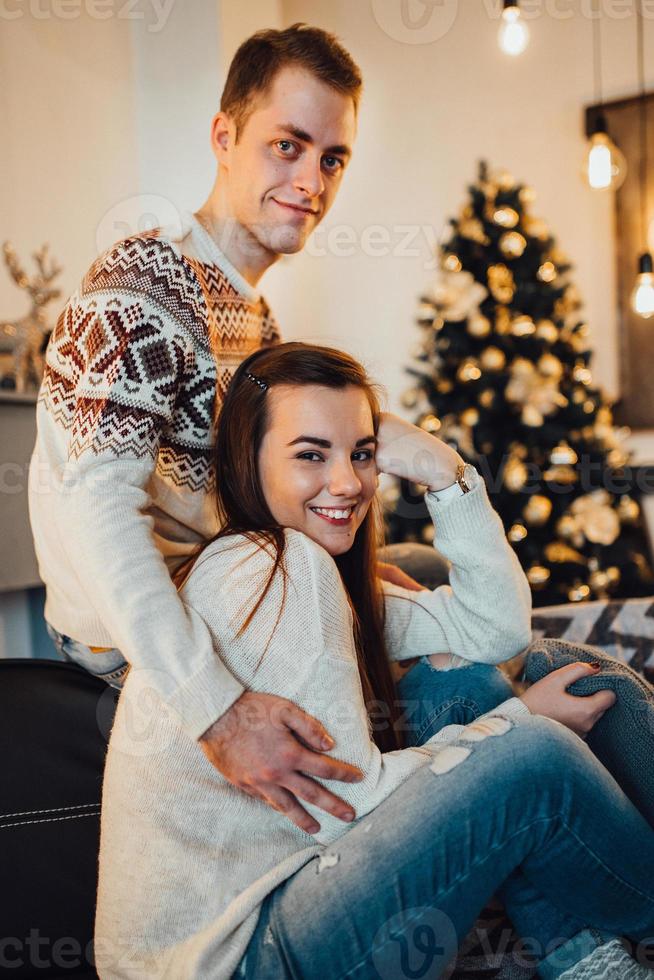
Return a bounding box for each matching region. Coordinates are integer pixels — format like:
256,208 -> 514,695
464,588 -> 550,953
276,140 -> 297,156
322,155 -> 343,173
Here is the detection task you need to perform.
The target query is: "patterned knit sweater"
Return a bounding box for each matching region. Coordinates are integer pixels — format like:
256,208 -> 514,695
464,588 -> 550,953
28,215 -> 280,738
95,479 -> 533,979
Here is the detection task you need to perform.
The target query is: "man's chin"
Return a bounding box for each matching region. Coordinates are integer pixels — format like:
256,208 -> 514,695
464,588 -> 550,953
264,226 -> 310,256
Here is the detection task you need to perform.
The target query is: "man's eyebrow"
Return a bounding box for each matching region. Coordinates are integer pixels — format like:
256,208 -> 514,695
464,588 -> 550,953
277,124 -> 352,159
287,435 -> 377,448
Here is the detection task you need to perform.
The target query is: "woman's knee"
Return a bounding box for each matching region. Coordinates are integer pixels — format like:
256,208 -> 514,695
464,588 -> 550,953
464,663 -> 516,716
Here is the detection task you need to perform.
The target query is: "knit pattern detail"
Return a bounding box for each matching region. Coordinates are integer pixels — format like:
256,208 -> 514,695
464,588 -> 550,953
39,230 -> 280,492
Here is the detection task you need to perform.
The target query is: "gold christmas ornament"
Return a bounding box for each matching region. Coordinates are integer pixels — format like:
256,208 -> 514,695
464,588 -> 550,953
570,490 -> 620,546
457,358 -> 482,383
401,388 -> 421,409
522,405 -> 544,427
523,216 -> 550,241
459,218 -> 490,245
511,315 -> 536,337
527,564 -> 551,588
618,496 -> 640,523
495,169 -> 517,191
480,346 -> 506,371
545,541 -> 586,564
420,414 -> 442,434
536,319 -> 559,343
442,253 -> 462,272
499,231 -> 527,259
606,566 -> 621,585
538,353 -> 563,379
505,357 -> 568,421
589,568 -> 611,595
432,270 -> 489,322
495,305 -> 512,335
568,581 -> 591,602
550,442 -> 578,465
519,185 -> 537,205
491,206 -> 520,229
503,456 -> 529,492
573,363 -> 593,385
437,379 -> 453,393
543,465 -> 578,484
467,313 -> 492,338
478,388 -> 495,409
537,261 -> 557,283
461,407 -> 480,426
508,523 -> 528,543
557,515 -> 584,547
523,494 -> 552,526
583,399 -> 595,414
572,388 -> 586,404
487,264 -> 515,303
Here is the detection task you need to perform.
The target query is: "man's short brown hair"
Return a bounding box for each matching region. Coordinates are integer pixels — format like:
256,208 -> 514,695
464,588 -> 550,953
220,23 -> 362,139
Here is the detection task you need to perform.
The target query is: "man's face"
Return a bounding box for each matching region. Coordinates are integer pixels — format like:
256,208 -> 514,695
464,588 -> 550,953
222,65 -> 357,256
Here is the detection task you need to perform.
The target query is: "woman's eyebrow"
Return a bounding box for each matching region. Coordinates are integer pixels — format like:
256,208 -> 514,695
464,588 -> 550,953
287,435 -> 378,448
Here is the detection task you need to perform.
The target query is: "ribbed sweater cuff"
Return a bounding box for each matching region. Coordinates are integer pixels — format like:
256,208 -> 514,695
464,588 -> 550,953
166,656 -> 246,741
488,696 -> 532,723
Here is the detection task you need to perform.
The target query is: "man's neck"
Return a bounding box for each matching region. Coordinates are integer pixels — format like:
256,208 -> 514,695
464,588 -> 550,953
193,203 -> 279,289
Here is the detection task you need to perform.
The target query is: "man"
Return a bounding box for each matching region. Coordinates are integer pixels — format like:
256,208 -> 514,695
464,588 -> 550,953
29,23 -> 419,838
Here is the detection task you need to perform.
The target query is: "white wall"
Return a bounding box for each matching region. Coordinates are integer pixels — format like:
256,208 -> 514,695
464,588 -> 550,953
260,0 -> 654,417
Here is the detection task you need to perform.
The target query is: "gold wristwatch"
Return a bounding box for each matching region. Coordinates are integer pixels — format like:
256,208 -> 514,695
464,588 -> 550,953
431,462 -> 479,503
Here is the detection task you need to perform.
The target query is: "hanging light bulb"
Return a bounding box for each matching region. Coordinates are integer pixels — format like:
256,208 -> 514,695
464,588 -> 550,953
585,115 -> 628,190
498,1 -> 529,56
630,253 -> 654,318
630,3 -> 654,319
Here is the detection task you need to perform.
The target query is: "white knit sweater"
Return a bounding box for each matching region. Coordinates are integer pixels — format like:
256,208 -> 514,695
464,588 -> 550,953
95,478 -> 532,979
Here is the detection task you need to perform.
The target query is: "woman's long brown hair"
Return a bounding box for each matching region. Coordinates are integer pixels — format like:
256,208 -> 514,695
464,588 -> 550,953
174,342 -> 404,752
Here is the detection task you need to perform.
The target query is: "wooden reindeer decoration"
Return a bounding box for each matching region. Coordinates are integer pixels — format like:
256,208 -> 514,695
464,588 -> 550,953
1,242 -> 62,393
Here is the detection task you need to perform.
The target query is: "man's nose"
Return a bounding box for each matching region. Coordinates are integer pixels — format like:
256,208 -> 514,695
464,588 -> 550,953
294,152 -> 324,200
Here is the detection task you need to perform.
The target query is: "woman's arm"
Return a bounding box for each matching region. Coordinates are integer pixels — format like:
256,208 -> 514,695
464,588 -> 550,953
181,529 -> 529,846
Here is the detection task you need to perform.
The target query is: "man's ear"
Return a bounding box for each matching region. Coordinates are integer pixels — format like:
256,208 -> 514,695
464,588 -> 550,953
209,111 -> 234,167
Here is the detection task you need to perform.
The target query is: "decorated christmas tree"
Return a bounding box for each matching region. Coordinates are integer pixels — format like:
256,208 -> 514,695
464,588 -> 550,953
385,161 -> 654,607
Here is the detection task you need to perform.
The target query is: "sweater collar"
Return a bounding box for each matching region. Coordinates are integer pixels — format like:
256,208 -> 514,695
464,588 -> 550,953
188,214 -> 261,304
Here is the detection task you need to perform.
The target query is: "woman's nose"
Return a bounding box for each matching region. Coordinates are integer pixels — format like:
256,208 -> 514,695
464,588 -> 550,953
327,459 -> 362,498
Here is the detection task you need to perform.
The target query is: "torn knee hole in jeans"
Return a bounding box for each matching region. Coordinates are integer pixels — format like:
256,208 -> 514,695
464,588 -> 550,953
429,714 -> 514,775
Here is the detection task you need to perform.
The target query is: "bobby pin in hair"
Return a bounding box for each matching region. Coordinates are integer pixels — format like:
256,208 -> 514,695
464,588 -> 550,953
245,371 -> 269,391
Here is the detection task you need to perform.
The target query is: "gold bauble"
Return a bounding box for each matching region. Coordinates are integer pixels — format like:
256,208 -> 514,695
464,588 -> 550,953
544,541 -> 586,564
401,388 -> 420,409
438,379 -> 453,393
495,169 -> 517,191
523,494 -> 552,526
568,581 -> 591,602
508,523 -> 528,543
536,319 -> 558,343
495,305 -> 512,335
573,363 -> 593,385
519,185 -> 537,205
543,465 -> 578,484
467,314 -> 492,338
523,216 -> 550,241
618,496 -> 640,523
527,564 -> 551,588
538,353 -> 563,379
557,514 -> 579,540
511,315 -> 536,337
606,566 -> 621,585
537,261 -> 557,283
459,218 -> 489,244
499,231 -> 527,259
572,387 -> 586,404
491,206 -> 520,229
522,404 -> 544,427
550,441 -> 578,466
583,399 -> 595,414
487,264 -> 515,303
457,359 -> 482,383
420,414 -> 441,434
589,568 -> 611,594
442,253 -> 462,272
480,346 -> 506,371
461,407 -> 479,427
503,456 -> 529,492
478,388 -> 495,409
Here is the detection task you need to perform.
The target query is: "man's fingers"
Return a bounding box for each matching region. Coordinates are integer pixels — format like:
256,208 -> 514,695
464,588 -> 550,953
295,746 -> 364,783
260,783 -> 321,836
280,701 -> 341,753
283,772 -> 356,824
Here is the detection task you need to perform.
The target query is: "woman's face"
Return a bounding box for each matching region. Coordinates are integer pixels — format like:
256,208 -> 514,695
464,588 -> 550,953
258,383 -> 379,556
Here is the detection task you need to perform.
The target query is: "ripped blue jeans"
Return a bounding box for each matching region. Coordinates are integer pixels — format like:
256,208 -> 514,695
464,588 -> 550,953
235,657 -> 654,979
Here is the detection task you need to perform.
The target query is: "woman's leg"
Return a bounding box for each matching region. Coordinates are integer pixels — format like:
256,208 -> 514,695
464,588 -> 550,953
238,715 -> 654,979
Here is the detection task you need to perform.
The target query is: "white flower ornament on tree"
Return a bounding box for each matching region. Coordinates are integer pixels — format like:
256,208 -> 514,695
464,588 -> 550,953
432,270 -> 488,323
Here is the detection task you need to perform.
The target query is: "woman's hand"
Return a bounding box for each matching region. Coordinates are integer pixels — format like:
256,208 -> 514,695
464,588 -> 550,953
376,412 -> 463,492
519,662 -> 616,737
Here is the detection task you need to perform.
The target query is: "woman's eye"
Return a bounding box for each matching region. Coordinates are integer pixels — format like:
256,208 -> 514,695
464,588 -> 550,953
297,452 -> 323,462
353,450 -> 374,462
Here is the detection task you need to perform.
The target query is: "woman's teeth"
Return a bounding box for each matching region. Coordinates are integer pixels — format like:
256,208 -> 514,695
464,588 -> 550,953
311,507 -> 353,519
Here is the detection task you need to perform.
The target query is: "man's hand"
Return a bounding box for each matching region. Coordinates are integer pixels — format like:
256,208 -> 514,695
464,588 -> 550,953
377,560 -> 425,592
519,662 -> 616,737
199,691 -> 364,835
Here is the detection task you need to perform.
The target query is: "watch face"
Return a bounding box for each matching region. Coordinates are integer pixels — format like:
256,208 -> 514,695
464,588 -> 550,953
461,463 -> 479,491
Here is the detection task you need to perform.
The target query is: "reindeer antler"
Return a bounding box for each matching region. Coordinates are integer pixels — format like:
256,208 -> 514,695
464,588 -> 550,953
33,244 -> 62,286
2,241 -> 62,304
2,242 -> 29,289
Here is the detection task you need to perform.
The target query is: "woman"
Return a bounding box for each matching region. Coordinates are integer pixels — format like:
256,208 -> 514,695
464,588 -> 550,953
95,343 -> 654,980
